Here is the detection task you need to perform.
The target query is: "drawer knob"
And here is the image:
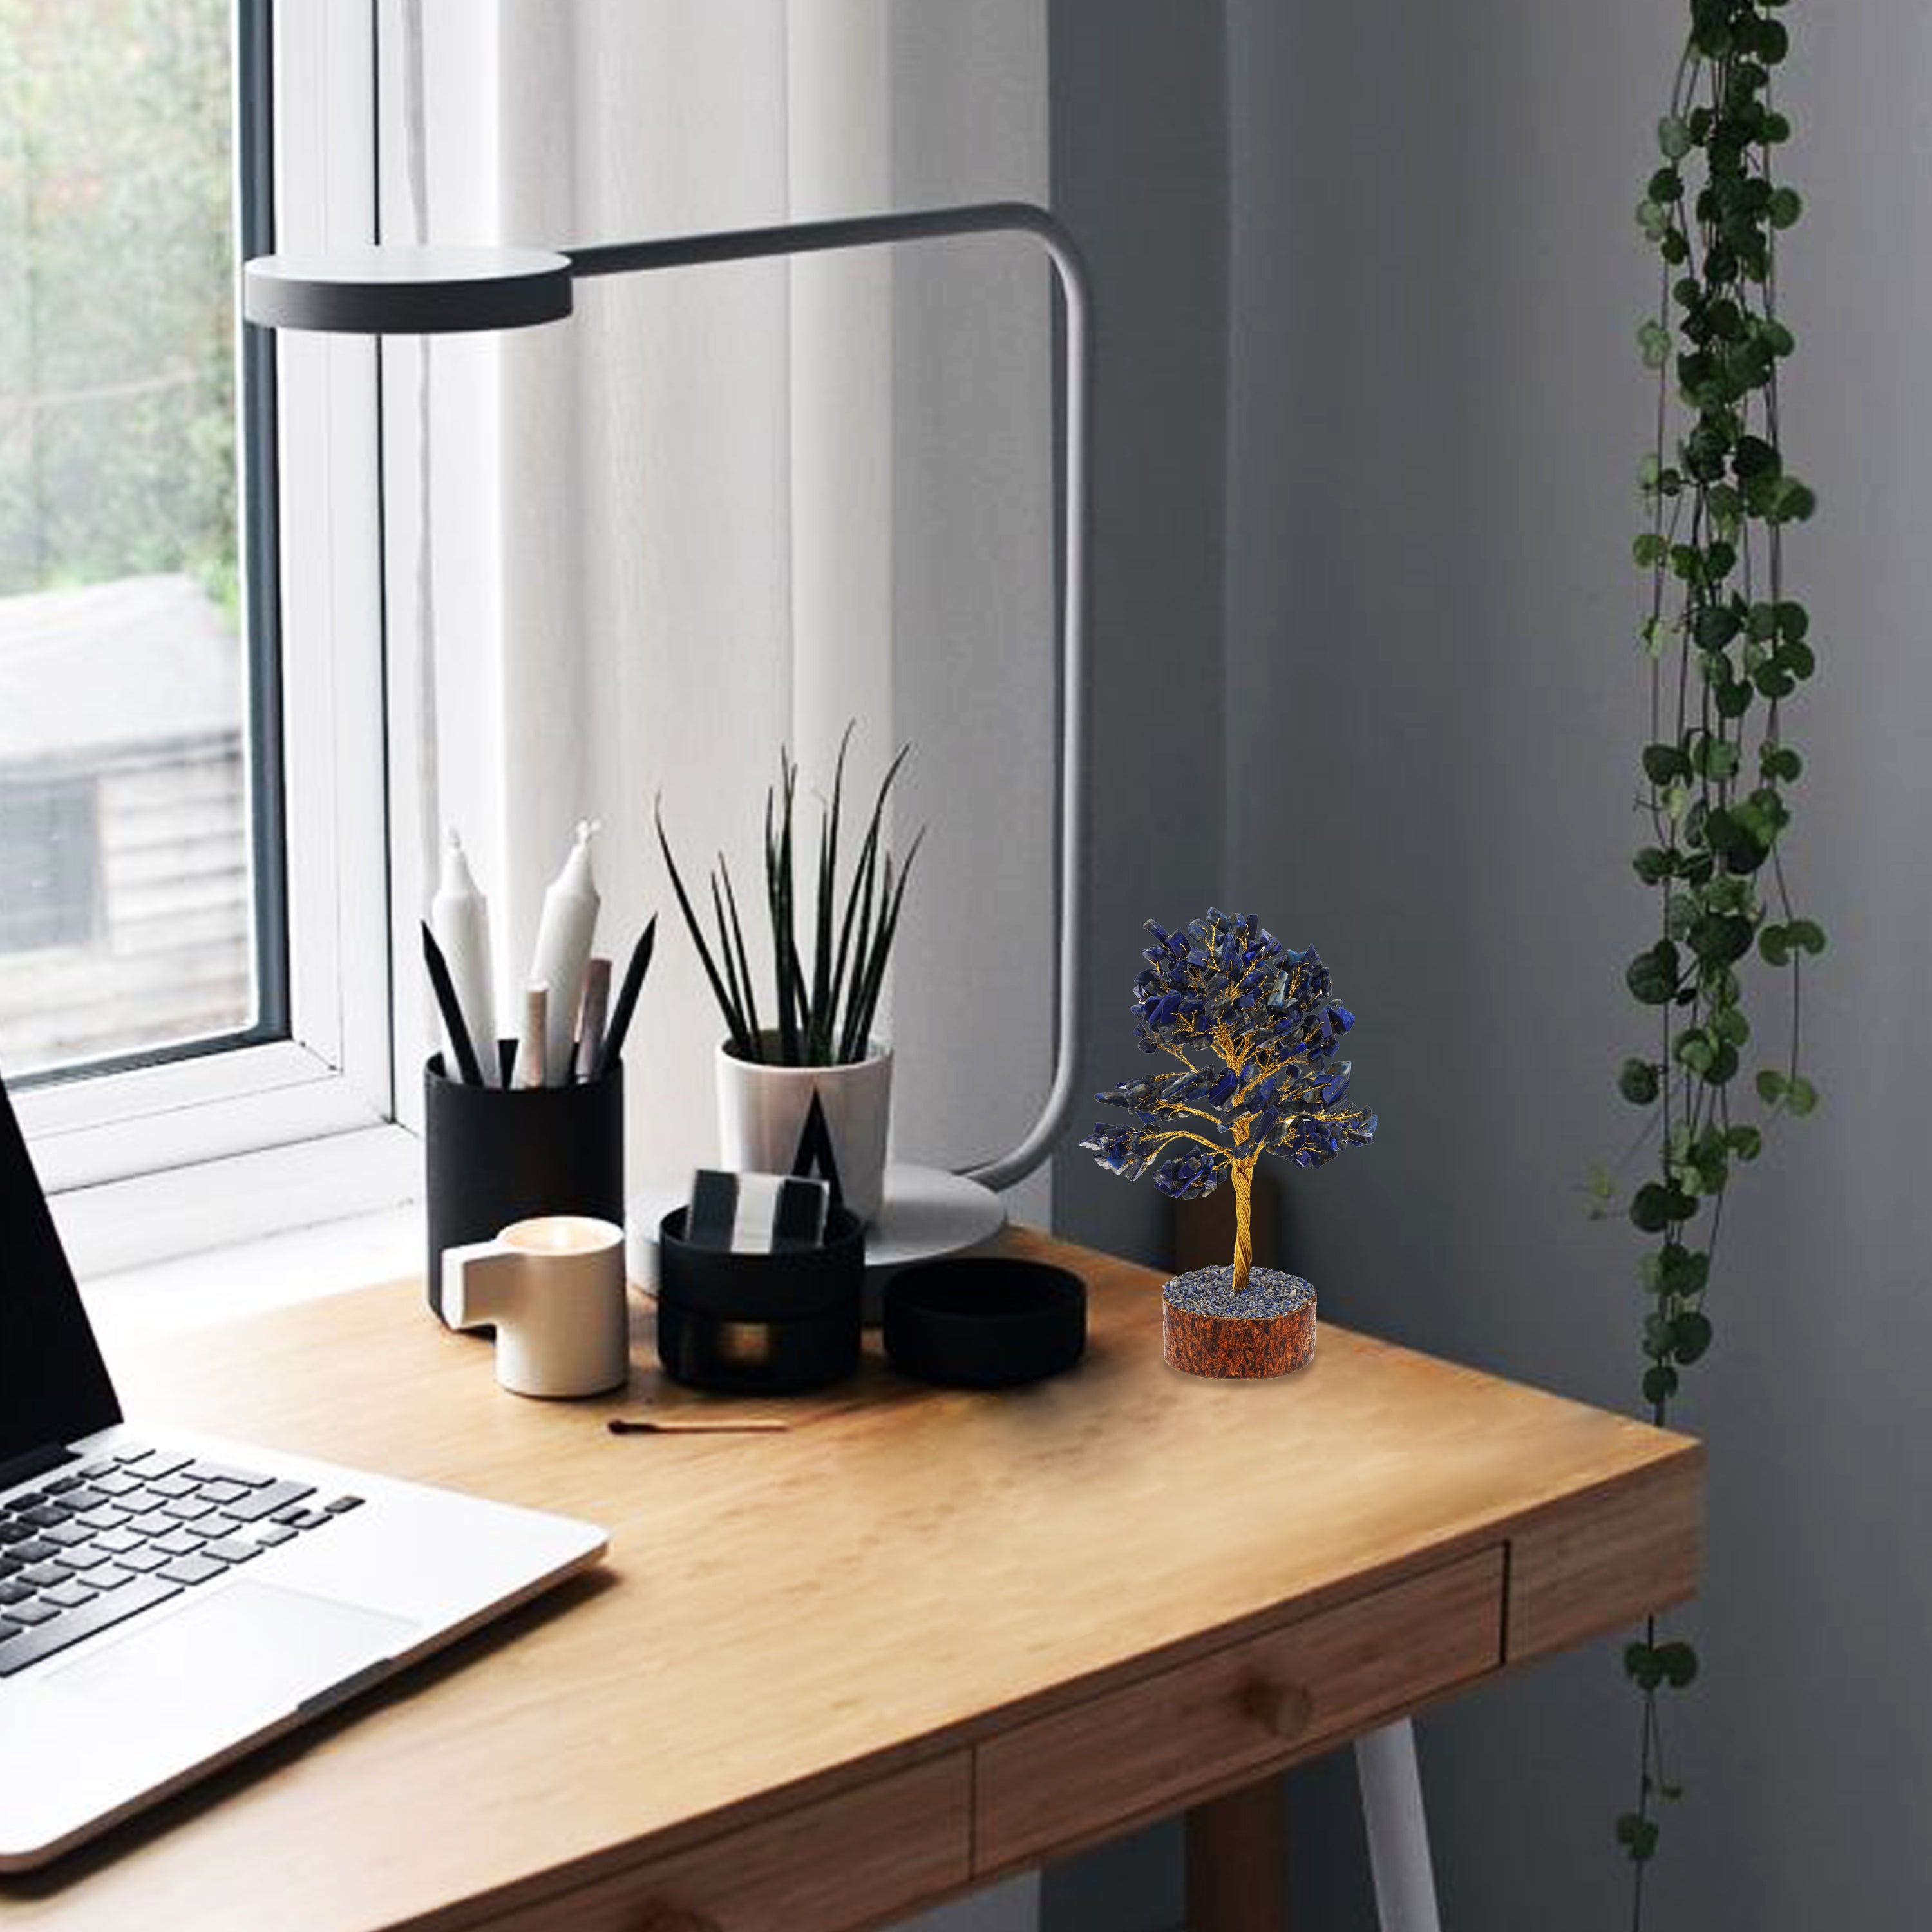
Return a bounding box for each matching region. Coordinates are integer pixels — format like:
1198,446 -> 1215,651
1236,1675 -> 1314,1739
632,1908 -> 722,1932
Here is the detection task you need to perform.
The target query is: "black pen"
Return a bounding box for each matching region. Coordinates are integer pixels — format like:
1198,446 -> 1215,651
422,921 -> 486,1085
594,914 -> 657,1080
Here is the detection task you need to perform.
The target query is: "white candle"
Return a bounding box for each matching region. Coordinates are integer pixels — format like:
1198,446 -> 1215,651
527,821 -> 600,1087
430,829 -> 498,1084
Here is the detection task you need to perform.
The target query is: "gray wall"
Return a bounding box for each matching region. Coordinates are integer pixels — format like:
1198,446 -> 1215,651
1053,0 -> 1932,1926
1047,0 -> 1231,1283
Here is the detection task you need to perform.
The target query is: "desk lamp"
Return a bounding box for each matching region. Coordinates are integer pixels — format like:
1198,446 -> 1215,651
244,202 -> 1090,1228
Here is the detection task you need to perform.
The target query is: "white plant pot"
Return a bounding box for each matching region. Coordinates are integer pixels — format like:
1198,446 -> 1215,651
715,1036 -> 893,1227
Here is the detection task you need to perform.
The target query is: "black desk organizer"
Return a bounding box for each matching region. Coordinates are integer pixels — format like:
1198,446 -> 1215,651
424,1050 -> 626,1325
654,1206 -> 866,1394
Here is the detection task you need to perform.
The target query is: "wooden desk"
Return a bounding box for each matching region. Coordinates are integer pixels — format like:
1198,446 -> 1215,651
0,1230 -> 1702,1932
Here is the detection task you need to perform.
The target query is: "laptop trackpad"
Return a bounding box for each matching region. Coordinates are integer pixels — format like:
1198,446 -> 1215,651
48,1582 -> 418,1729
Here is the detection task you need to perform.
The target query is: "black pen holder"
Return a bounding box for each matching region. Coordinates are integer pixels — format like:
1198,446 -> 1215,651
424,1050 -> 626,1326
654,1206 -> 864,1395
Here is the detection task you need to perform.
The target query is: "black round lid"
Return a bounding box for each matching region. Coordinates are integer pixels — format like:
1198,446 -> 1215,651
883,1256 -> 1086,1389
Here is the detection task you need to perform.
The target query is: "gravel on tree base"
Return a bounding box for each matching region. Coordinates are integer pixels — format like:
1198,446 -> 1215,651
1162,1265 -> 1314,1321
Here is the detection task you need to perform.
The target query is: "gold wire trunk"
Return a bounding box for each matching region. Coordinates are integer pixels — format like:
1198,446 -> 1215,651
1231,1155 -> 1255,1293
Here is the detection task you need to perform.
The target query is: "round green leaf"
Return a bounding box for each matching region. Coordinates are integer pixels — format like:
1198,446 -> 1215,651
1630,1183 -> 1674,1233
1702,809 -> 1744,857
1627,943 -> 1680,1006
1672,1311 -> 1713,1365
1703,740 -> 1741,782
1624,1642 -> 1663,1689
1691,916 -> 1752,965
1643,743 -> 1691,786
1658,1244 -> 1710,1295
1772,477 -> 1818,523
1675,1033 -> 1715,1076
1656,1639 -> 1700,1687
1620,1058 -> 1662,1106
1694,605 -> 1741,649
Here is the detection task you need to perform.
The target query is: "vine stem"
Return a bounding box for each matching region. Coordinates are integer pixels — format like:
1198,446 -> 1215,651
1629,1643 -> 1656,1932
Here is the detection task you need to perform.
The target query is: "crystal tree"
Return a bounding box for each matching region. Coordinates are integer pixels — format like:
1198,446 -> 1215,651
1082,910 -> 1376,1292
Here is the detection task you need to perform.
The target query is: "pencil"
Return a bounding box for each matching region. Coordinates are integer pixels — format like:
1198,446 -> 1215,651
574,956 -> 612,1083
594,914 -> 657,1079
422,921 -> 485,1085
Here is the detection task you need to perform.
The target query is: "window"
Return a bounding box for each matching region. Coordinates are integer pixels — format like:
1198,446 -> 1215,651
0,0 -> 278,1082
10,1 -> 412,1272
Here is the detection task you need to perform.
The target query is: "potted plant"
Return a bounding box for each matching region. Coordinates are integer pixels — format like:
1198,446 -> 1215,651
656,729 -> 919,1227
1082,909 -> 1376,1378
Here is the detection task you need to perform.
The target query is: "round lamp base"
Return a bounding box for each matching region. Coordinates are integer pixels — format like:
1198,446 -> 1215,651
1162,1266 -> 1316,1380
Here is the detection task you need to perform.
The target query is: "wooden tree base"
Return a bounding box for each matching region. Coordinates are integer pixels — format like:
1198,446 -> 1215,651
1162,1267 -> 1316,1379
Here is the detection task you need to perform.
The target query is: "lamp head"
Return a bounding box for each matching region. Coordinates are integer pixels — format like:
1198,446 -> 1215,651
243,243 -> 573,335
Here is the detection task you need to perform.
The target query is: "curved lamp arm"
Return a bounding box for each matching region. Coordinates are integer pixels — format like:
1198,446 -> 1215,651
247,200 -> 1091,1194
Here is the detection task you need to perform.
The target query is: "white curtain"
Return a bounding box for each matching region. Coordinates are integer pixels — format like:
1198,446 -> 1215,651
377,1 -> 1055,1219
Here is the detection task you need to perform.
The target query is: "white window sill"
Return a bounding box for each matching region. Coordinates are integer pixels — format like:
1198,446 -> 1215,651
79,1198 -> 424,1345
50,1120 -> 420,1283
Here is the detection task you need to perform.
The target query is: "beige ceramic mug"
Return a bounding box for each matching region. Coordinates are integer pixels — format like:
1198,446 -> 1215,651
441,1215 -> 630,1397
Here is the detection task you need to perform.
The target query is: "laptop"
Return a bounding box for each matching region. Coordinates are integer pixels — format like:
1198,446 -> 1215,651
0,1069 -> 608,1871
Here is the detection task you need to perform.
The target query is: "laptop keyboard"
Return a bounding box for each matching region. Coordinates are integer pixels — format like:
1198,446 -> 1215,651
0,1446 -> 364,1679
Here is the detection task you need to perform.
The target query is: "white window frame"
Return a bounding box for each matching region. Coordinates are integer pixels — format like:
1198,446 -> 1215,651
29,0 -> 417,1278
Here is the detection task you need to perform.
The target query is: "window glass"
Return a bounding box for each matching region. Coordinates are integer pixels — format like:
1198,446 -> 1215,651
0,0 -> 263,1080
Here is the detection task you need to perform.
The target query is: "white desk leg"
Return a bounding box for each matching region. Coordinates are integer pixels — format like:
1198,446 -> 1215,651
1355,1720 -> 1442,1932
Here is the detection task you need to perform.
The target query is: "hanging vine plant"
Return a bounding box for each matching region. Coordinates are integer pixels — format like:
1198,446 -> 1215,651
1613,0 -> 1821,1916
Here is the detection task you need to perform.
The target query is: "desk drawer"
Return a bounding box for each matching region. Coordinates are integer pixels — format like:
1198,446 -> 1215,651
487,1753 -> 971,1932
975,1546 -> 1504,1870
